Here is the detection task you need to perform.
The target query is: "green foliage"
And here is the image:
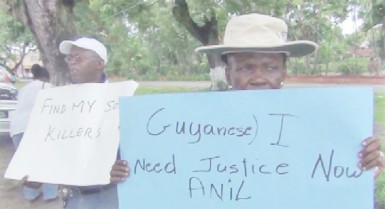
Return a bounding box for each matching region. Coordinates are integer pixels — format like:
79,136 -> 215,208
337,57 -> 367,75
1,0 -> 383,79
71,0 -> 211,80
378,175 -> 385,208
0,8 -> 34,72
287,59 -> 307,75
372,2 -> 384,26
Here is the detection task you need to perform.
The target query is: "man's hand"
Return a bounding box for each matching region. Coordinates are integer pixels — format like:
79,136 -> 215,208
21,175 -> 42,188
358,136 -> 385,178
110,160 -> 130,184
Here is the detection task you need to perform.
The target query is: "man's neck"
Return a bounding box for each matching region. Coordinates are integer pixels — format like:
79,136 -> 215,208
74,73 -> 106,84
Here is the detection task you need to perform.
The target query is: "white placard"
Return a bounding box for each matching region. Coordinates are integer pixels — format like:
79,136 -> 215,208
5,81 -> 138,186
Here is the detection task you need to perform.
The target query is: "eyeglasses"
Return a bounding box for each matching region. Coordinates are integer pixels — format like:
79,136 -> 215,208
64,55 -> 100,63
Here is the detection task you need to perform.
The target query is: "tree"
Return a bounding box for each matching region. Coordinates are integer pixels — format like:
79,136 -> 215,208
371,0 -> 385,60
0,0 -> 374,83
358,0 -> 385,60
172,0 -> 226,90
83,0 -> 214,81
0,0 -> 77,85
0,7 -> 35,75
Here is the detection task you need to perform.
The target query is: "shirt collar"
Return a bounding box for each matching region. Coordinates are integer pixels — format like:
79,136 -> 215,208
71,73 -> 107,84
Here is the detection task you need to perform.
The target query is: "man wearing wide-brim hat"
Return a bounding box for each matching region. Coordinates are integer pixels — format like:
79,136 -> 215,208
195,13 -> 384,174
195,13 -> 318,90
195,13 -> 318,58
108,13 -> 385,196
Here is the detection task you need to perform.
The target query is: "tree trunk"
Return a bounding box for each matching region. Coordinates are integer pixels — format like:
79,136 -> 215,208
2,0 -> 77,85
24,0 -> 77,85
380,15 -> 385,72
172,0 -> 227,90
207,53 -> 227,90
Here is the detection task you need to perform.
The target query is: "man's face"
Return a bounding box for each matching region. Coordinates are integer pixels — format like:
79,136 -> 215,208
65,46 -> 104,84
225,53 -> 286,90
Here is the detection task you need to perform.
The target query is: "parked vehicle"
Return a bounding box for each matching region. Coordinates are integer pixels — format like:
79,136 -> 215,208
0,68 -> 16,84
0,82 -> 17,137
0,82 -> 17,100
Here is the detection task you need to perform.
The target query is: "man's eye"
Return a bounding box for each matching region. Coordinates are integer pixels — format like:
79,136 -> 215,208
266,66 -> 277,71
239,65 -> 253,71
239,68 -> 249,72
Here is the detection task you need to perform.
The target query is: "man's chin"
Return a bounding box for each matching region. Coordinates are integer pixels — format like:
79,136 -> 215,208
245,85 -> 271,90
70,76 -> 80,84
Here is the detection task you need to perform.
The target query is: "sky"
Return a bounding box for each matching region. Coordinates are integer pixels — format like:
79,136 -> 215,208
340,8 -> 363,35
341,17 -> 363,34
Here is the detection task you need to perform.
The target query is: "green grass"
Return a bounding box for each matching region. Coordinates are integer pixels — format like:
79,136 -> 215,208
375,93 -> 385,208
375,92 -> 385,207
14,80 -> 28,89
378,174 -> 385,208
135,85 -> 208,95
375,93 -> 385,125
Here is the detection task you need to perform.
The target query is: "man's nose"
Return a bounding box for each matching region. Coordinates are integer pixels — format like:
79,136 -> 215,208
67,59 -> 78,66
250,67 -> 264,79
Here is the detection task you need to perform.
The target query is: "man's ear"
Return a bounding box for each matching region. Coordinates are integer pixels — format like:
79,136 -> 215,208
97,59 -> 105,70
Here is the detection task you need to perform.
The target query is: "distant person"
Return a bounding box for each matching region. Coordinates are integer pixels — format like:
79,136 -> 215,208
9,64 -> 58,202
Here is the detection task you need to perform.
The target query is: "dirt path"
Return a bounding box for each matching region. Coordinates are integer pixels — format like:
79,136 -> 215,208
0,135 -> 61,209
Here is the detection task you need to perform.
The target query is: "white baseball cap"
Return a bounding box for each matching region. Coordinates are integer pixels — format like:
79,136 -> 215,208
59,37 -> 108,64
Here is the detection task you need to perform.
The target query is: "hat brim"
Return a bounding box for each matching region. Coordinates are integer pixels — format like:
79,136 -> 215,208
59,41 -> 76,55
195,40 -> 318,57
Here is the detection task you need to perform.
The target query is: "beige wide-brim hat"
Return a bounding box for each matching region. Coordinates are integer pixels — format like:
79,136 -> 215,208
195,13 -> 318,57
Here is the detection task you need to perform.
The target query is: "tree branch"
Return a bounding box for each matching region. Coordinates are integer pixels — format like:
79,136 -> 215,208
172,0 -> 217,45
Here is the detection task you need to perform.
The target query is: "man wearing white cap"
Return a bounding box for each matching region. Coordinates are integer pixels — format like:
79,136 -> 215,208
59,37 -> 108,84
110,13 -> 384,195
58,37 -> 118,208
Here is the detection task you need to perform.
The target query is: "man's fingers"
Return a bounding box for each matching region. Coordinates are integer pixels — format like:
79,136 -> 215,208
110,170 -> 129,178
361,137 -> 380,156
376,166 -> 384,178
21,175 -> 29,184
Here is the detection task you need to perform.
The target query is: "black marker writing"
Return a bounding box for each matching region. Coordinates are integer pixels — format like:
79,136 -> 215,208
192,156 -> 289,177
269,113 -> 298,147
44,125 -> 101,141
188,177 -> 251,201
134,154 -> 176,174
311,149 -> 363,181
146,108 -> 255,144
